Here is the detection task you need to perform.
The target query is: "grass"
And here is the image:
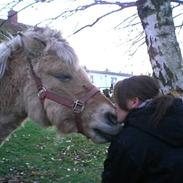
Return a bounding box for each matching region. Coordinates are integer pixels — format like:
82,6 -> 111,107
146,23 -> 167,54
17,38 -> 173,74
0,120 -> 109,183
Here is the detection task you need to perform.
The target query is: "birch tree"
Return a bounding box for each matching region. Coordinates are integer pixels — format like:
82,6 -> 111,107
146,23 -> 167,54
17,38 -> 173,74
137,0 -> 183,96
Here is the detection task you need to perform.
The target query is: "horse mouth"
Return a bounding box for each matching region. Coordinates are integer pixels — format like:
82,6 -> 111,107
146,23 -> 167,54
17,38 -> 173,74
105,112 -> 118,126
94,128 -> 115,142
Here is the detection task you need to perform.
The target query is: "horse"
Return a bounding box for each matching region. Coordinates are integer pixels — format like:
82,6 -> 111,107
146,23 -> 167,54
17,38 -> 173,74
0,27 -> 121,146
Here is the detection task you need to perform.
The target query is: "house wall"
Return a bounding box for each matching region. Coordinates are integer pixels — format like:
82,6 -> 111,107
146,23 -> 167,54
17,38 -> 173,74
86,70 -> 131,90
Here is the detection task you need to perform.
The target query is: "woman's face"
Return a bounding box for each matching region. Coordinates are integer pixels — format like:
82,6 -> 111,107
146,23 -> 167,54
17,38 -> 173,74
115,97 -> 140,123
115,103 -> 129,123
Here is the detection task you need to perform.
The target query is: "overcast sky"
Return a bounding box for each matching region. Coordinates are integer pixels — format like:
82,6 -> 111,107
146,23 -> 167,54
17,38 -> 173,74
0,0 -> 182,74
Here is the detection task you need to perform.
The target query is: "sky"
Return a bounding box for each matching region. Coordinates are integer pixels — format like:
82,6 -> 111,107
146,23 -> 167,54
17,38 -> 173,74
0,0 -> 182,75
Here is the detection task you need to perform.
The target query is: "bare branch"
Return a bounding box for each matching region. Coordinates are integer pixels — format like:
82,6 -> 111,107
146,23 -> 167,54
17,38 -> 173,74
131,32 -> 144,46
114,13 -> 138,29
175,21 -> 183,33
36,2 -> 101,26
0,0 -> 20,13
71,1 -> 136,34
73,7 -> 123,34
36,1 -> 137,27
172,2 -> 181,8
171,0 -> 183,4
0,1 -> 38,28
173,11 -> 183,19
129,39 -> 145,56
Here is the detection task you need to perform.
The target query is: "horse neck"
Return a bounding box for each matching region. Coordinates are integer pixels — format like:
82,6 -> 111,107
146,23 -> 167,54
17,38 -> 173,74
0,113 -> 27,144
0,51 -> 28,115
0,52 -> 29,144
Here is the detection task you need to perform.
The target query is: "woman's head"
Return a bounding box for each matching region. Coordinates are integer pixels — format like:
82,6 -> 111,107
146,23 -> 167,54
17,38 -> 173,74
113,75 -> 160,122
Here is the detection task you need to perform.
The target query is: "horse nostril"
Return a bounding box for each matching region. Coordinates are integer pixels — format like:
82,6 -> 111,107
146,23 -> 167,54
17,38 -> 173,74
105,112 -> 117,126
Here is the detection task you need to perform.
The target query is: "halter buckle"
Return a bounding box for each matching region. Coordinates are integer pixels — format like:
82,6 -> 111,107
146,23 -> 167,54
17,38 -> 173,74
37,87 -> 47,99
73,100 -> 84,113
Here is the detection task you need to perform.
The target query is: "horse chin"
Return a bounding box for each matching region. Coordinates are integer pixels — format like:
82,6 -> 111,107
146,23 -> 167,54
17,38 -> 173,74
81,106 -> 122,143
92,128 -> 115,143
89,122 -> 123,143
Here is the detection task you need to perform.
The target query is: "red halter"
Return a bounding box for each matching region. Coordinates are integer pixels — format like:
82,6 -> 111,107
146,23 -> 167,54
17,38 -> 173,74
29,61 -> 100,134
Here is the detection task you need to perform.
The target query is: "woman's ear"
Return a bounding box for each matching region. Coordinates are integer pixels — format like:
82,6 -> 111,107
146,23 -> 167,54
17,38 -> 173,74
128,97 -> 141,109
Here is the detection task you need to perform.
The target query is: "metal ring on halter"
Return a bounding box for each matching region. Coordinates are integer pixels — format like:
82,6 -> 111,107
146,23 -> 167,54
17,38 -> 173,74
73,100 -> 85,113
37,87 -> 47,98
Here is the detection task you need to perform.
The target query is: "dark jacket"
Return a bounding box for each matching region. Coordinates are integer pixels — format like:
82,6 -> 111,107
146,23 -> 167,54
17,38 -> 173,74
102,98 -> 183,183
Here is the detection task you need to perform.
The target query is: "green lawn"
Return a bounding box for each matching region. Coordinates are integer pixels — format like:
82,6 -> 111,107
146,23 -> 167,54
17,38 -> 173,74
0,120 -> 109,183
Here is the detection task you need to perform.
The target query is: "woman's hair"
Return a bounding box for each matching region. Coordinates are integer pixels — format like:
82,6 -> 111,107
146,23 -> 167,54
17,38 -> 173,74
113,75 -> 160,110
113,75 -> 175,125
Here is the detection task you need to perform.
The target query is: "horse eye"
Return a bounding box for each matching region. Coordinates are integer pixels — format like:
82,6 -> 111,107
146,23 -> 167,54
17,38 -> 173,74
54,74 -> 72,82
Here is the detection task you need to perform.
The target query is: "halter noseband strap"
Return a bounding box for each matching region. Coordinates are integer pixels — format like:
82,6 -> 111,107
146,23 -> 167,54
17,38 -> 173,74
29,61 -> 100,134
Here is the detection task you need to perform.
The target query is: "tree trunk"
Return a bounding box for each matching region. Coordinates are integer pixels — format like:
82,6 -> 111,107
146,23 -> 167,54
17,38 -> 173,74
137,0 -> 183,96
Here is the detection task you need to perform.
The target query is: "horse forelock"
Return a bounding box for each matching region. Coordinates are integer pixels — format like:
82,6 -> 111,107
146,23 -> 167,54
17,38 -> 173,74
23,27 -> 79,69
0,27 -> 79,79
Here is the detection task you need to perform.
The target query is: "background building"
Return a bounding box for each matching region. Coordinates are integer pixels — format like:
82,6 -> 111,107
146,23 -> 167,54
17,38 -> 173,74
0,10 -> 29,41
84,67 -> 132,90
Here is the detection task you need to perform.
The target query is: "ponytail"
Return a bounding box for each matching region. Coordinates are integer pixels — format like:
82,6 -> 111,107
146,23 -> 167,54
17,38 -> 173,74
150,95 -> 175,126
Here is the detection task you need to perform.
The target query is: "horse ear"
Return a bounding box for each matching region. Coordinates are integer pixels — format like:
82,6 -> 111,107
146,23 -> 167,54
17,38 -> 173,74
21,34 -> 46,56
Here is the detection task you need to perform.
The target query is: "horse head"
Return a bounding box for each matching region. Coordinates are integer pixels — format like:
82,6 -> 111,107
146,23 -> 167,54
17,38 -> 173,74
0,27 -> 121,144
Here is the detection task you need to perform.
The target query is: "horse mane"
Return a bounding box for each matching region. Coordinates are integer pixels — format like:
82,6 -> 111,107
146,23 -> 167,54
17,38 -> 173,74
0,27 -> 79,79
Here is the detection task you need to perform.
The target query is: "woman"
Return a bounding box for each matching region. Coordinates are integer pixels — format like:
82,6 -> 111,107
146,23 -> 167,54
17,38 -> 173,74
102,75 -> 183,183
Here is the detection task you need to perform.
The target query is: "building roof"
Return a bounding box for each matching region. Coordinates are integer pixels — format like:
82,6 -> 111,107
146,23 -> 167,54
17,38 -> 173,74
0,17 -> 29,42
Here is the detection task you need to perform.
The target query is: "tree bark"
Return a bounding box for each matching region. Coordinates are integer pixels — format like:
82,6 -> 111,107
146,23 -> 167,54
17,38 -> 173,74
137,0 -> 183,96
